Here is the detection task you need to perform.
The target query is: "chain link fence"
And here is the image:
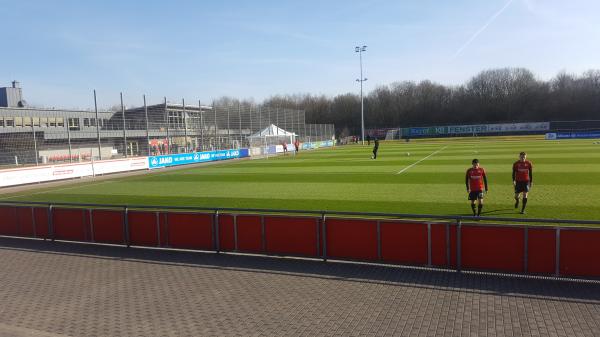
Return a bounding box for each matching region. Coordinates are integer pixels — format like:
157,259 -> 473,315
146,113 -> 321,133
0,94 -> 335,167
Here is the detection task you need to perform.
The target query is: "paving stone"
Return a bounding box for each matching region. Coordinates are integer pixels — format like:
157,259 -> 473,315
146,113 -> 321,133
0,237 -> 599,336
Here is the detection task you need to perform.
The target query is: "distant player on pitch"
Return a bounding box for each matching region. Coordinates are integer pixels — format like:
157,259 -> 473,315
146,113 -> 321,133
371,138 -> 379,159
466,159 -> 488,216
513,151 -> 533,214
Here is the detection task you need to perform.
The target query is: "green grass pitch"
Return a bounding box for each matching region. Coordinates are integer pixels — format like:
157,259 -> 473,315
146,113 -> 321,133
2,136 -> 600,221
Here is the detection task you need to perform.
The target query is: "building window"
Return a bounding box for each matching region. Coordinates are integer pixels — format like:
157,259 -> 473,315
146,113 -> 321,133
5,118 -> 14,127
49,118 -> 56,127
57,118 -> 64,127
0,118 -> 4,127
40,117 -> 48,127
68,118 -> 80,131
83,118 -> 89,127
33,117 -> 39,126
15,117 -> 23,127
24,117 -> 32,127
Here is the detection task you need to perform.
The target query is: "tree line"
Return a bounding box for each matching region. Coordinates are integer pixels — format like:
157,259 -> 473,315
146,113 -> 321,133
259,68 -> 600,137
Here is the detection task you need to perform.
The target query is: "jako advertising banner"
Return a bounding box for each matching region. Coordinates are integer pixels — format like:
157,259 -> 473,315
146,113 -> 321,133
148,149 -> 249,169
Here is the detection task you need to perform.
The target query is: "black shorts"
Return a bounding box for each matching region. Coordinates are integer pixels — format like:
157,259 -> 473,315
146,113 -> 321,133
515,181 -> 530,193
468,191 -> 484,200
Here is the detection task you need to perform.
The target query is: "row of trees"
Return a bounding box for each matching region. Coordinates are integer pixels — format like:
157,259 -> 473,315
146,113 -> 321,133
260,68 -> 600,136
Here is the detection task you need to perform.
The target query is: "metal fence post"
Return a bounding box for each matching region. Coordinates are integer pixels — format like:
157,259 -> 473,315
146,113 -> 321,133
238,102 -> 242,148
249,105 -> 253,139
144,95 -> 151,156
233,214 -> 238,251
227,105 -> 231,148
555,227 -> 561,277
31,124 -> 39,165
183,98 -> 188,152
31,206 -> 37,238
48,204 -> 54,241
321,212 -> 327,261
456,219 -> 462,273
124,206 -> 130,247
199,100 -> 204,151
258,105 -> 262,131
66,121 -> 73,162
121,92 -> 127,157
213,101 -> 218,150
214,210 -> 220,253
93,90 -> 102,160
164,97 -> 170,154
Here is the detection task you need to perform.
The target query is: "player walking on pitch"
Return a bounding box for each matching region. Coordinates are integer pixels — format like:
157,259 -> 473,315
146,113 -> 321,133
466,159 -> 488,216
371,138 -> 379,159
513,151 -> 533,214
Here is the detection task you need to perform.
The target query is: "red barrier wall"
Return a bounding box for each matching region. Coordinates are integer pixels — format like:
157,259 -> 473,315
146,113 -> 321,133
461,226 -> 524,273
218,214 -> 235,251
430,224 -> 449,267
527,228 -> 555,275
91,209 -> 124,244
52,208 -> 90,242
2,204 -> 600,279
127,211 -> 159,247
165,212 -> 213,250
15,207 -> 35,237
0,206 -> 18,236
560,229 -> 600,277
235,215 -> 263,253
33,207 -> 49,239
265,216 -> 318,257
326,219 -> 377,261
380,222 -> 427,265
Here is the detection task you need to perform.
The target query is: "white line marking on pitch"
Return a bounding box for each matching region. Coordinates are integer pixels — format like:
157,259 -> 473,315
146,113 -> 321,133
396,145 -> 449,175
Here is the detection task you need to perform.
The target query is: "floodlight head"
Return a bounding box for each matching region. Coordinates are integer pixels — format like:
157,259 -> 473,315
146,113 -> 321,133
362,46 -> 367,51
356,79 -> 360,82
364,78 -> 368,81
355,46 -> 360,52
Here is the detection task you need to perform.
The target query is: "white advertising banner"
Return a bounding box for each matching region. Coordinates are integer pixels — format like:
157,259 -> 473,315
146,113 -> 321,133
0,157 -> 149,188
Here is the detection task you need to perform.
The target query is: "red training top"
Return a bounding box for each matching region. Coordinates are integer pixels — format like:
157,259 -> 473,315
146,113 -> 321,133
466,167 -> 487,192
512,160 -> 533,182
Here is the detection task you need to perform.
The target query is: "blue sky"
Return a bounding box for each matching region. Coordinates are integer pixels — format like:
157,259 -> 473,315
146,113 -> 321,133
1,0 -> 599,109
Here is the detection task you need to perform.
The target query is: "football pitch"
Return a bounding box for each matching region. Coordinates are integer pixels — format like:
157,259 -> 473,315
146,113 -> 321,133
2,136 -> 600,221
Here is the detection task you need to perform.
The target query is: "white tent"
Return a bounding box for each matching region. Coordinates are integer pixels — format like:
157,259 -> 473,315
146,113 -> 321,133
247,124 -> 297,156
248,124 -> 296,145
248,124 -> 295,138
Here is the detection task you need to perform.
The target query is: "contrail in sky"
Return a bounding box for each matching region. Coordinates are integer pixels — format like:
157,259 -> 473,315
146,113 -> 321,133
452,0 -> 516,59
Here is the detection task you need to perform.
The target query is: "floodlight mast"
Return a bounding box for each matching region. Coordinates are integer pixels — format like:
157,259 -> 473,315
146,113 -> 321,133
355,45 -> 367,145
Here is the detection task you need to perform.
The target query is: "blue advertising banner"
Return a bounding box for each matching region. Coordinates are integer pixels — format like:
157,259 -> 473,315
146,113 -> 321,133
553,132 -> 600,139
148,148 -> 249,169
301,140 -> 334,150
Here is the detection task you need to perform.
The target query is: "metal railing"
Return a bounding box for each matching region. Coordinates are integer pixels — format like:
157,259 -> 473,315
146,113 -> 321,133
1,200 -> 599,279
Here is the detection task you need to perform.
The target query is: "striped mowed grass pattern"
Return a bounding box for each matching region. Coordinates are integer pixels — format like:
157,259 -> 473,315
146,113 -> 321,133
3,136 -> 600,221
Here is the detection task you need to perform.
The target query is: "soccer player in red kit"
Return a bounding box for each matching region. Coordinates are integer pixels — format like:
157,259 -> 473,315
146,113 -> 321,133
466,159 -> 488,216
513,152 -> 533,214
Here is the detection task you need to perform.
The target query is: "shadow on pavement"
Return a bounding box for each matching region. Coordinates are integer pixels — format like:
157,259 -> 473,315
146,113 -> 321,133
1,236 -> 599,305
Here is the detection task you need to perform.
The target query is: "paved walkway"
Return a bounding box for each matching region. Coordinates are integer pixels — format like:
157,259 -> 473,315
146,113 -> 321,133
0,237 -> 599,337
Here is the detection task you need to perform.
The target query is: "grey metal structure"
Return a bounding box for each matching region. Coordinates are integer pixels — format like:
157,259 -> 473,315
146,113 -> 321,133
0,81 -> 25,108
